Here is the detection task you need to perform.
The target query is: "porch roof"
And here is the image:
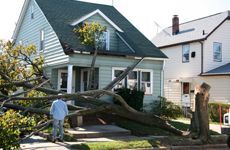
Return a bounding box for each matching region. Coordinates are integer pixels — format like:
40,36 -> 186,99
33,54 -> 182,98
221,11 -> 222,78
202,63 -> 230,76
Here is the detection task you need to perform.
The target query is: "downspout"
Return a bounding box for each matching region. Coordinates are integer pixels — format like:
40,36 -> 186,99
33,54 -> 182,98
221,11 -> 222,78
160,60 -> 165,96
199,41 -> 204,75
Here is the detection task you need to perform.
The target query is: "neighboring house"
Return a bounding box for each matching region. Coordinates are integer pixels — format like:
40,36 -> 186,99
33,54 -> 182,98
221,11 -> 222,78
152,11 -> 230,107
13,0 -> 167,109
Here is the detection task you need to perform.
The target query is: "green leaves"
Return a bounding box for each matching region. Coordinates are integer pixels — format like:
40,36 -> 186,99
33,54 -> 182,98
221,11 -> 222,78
0,41 -> 44,95
0,109 -> 36,149
73,22 -> 106,48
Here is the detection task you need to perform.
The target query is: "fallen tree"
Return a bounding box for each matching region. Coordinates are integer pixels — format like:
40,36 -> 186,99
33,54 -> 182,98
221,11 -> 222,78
0,41 -> 184,148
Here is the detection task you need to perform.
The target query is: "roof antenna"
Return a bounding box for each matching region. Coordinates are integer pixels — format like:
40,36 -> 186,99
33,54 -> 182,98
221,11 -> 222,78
112,0 -> 114,6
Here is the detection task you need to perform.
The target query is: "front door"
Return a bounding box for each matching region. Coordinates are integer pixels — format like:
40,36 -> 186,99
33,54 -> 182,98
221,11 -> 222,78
58,70 -> 75,92
81,69 -> 90,91
182,82 -> 190,107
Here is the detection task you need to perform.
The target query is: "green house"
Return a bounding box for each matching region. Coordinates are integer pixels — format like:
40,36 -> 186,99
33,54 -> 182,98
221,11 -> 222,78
13,0 -> 167,110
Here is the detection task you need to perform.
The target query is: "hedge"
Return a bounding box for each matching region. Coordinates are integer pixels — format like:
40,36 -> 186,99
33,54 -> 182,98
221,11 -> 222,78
115,88 -> 144,111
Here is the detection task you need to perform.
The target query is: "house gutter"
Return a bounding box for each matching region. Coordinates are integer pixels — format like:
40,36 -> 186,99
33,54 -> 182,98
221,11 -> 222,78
160,60 -> 165,96
199,41 -> 204,75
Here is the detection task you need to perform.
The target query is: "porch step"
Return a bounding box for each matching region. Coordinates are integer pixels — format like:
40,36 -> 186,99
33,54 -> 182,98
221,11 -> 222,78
66,125 -> 131,138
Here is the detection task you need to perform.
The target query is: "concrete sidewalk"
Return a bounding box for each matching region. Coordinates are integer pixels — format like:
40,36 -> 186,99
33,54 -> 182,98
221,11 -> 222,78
20,135 -> 74,150
20,125 -> 136,150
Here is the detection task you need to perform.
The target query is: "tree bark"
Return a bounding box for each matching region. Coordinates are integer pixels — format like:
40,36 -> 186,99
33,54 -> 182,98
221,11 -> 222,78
87,48 -> 98,90
2,90 -> 183,135
195,82 -> 211,143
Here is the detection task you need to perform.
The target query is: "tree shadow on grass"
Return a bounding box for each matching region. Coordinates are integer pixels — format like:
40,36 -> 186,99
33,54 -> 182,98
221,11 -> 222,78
70,143 -> 90,150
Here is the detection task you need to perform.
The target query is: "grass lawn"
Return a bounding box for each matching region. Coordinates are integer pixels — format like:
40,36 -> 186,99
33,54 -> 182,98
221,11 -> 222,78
70,139 -> 161,150
40,117 -> 226,149
115,118 -> 173,136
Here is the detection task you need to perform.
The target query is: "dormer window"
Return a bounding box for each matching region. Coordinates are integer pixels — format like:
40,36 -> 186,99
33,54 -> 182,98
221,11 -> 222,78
97,31 -> 110,51
30,5 -> 34,19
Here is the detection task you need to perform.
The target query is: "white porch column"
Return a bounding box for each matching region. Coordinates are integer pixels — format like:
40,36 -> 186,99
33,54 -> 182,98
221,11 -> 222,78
67,65 -> 74,105
67,64 -> 73,94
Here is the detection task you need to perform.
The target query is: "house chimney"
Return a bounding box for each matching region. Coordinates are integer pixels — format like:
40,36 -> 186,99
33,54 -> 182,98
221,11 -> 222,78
172,15 -> 179,35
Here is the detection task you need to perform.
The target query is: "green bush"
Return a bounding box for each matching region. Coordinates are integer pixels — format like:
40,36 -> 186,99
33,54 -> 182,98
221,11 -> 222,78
209,103 -> 230,123
149,96 -> 183,119
0,109 -> 36,149
115,88 -> 144,111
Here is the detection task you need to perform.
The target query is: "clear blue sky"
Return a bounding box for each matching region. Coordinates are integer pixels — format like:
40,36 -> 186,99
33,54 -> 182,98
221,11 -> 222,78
0,0 -> 230,40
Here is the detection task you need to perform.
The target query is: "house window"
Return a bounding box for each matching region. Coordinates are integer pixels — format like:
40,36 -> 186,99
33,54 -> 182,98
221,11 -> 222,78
182,44 -> 190,63
213,42 -> 222,62
112,68 -> 153,94
141,72 -> 151,94
113,70 -> 125,90
98,31 -> 110,50
127,71 -> 138,90
39,30 -> 45,53
30,5 -> 34,19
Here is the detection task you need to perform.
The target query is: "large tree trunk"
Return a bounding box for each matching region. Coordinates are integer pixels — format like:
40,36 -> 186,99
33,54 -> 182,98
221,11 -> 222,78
194,82 -> 211,143
87,48 -> 98,90
2,90 -> 184,136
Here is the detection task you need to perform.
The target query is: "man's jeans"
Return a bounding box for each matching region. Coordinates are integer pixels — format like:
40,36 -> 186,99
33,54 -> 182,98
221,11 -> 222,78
52,119 -> 64,140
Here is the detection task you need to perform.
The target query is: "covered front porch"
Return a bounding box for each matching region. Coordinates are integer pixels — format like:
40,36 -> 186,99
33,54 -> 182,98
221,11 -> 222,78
51,65 -> 99,94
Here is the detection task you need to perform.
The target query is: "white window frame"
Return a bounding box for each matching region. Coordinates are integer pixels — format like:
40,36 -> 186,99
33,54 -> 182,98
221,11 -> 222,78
105,30 -> 110,51
112,67 -> 126,90
39,30 -> 45,53
213,42 -> 222,62
98,30 -> 110,51
127,70 -> 138,90
140,71 -> 152,95
58,69 -> 76,92
112,67 -> 153,95
182,44 -> 190,63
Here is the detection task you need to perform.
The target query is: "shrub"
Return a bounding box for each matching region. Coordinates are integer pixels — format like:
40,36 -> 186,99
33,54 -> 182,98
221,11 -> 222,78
209,102 -> 230,123
0,109 -> 36,149
149,96 -> 183,119
115,88 -> 144,111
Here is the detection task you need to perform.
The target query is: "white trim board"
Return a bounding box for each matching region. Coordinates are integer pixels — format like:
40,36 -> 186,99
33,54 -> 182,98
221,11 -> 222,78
70,9 -> 124,33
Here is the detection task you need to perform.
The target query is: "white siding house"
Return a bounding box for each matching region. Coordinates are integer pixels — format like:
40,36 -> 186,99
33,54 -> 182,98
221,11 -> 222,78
153,11 -> 230,107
